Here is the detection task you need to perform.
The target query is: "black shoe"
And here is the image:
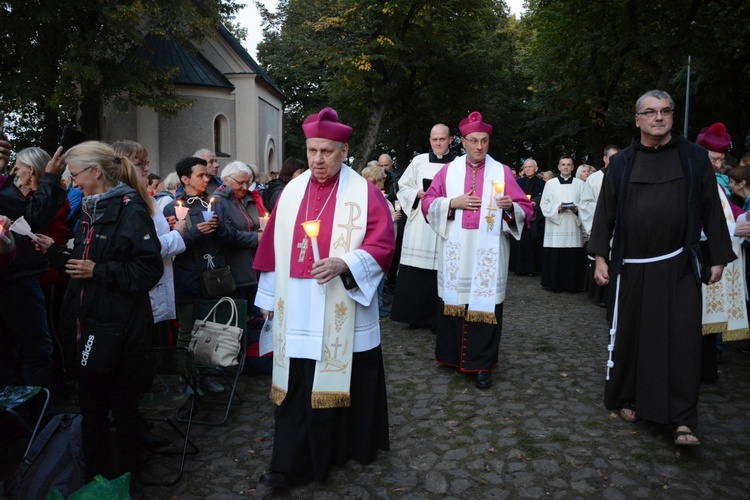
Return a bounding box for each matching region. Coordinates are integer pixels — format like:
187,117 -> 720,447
475,371 -> 492,389
259,471 -> 314,488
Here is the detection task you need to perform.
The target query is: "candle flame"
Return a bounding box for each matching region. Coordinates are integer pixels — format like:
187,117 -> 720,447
493,181 -> 505,194
301,219 -> 321,238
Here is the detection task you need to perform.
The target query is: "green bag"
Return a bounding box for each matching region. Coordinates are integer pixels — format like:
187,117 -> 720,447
47,472 -> 130,500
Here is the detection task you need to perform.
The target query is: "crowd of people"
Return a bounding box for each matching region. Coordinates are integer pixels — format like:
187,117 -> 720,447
1,88 -> 749,494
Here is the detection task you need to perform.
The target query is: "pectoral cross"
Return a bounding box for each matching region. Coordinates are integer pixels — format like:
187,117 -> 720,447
297,236 -> 309,262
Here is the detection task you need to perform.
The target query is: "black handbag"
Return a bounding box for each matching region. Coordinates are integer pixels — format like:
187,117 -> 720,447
76,318 -> 124,374
689,240 -> 711,285
200,266 -> 237,299
195,251 -> 236,299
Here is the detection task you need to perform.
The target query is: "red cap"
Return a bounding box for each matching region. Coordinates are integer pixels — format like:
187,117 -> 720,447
302,107 -> 352,143
459,111 -> 493,136
696,123 -> 731,154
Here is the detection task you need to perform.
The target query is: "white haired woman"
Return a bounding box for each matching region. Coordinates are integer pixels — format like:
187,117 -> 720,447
154,172 -> 181,212
15,148 -> 72,369
215,161 -> 268,282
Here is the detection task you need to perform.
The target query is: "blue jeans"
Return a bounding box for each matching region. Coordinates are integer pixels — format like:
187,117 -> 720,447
0,277 -> 54,389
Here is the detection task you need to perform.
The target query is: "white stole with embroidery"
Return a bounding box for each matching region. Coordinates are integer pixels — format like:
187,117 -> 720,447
271,166 -> 369,408
442,156 -> 505,323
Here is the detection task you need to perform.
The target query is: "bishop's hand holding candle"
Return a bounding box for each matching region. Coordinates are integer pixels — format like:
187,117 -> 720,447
492,180 -> 513,211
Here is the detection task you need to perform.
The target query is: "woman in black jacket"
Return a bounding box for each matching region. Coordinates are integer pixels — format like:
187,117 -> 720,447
263,157 -> 307,211
39,141 -> 163,481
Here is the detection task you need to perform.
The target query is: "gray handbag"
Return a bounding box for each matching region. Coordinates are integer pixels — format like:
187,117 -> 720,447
189,297 -> 243,367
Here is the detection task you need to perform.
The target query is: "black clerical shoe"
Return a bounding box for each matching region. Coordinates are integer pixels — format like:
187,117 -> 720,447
475,371 -> 492,389
259,471 -> 314,488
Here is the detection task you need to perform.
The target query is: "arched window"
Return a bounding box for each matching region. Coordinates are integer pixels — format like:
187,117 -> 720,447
267,147 -> 275,173
213,115 -> 229,156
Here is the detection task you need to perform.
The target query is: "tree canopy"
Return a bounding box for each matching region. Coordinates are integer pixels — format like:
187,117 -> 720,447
258,0 -> 750,170
0,0 -> 241,152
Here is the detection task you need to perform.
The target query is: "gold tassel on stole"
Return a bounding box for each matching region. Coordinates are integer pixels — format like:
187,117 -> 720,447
466,310 -> 498,325
444,304 -> 465,317
312,392 -> 351,409
269,385 -> 287,406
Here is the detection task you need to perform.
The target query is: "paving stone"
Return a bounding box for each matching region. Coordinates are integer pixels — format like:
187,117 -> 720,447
127,274 -> 750,498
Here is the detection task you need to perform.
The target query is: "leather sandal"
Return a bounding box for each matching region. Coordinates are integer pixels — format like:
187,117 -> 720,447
619,406 -> 638,423
673,426 -> 701,446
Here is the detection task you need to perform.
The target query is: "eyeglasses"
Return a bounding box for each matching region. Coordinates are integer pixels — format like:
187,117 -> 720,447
134,159 -> 150,169
69,165 -> 93,180
229,176 -> 251,187
636,107 -> 673,118
464,137 -> 489,147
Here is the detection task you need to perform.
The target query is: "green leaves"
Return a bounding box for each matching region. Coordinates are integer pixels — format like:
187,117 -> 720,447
0,0 -> 239,150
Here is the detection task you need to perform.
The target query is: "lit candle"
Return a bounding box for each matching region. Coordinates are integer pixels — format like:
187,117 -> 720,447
493,181 -> 505,196
394,201 -> 401,212
259,213 -> 270,232
301,220 -> 321,262
526,194 -> 532,199
207,197 -> 214,212
174,200 -> 189,222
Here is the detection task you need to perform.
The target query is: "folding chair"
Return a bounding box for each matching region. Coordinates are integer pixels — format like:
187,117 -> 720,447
139,347 -> 199,486
180,298 -> 247,426
0,386 -> 50,461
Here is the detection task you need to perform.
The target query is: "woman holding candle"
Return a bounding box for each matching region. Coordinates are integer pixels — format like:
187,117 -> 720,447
163,157 -> 237,365
215,160 -> 267,320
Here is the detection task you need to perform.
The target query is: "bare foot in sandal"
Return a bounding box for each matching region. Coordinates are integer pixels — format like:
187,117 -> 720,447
674,425 -> 701,446
619,407 -> 638,422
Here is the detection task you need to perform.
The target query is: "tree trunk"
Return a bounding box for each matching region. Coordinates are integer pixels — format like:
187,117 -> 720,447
355,100 -> 387,172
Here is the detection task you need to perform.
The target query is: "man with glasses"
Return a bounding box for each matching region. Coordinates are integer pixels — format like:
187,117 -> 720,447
422,112 -> 533,389
696,122 -> 732,197
589,89 -> 734,446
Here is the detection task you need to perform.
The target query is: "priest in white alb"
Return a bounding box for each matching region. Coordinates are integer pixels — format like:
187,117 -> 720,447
422,111 -> 533,389
390,123 -> 456,329
540,156 -> 588,292
253,107 -> 395,488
